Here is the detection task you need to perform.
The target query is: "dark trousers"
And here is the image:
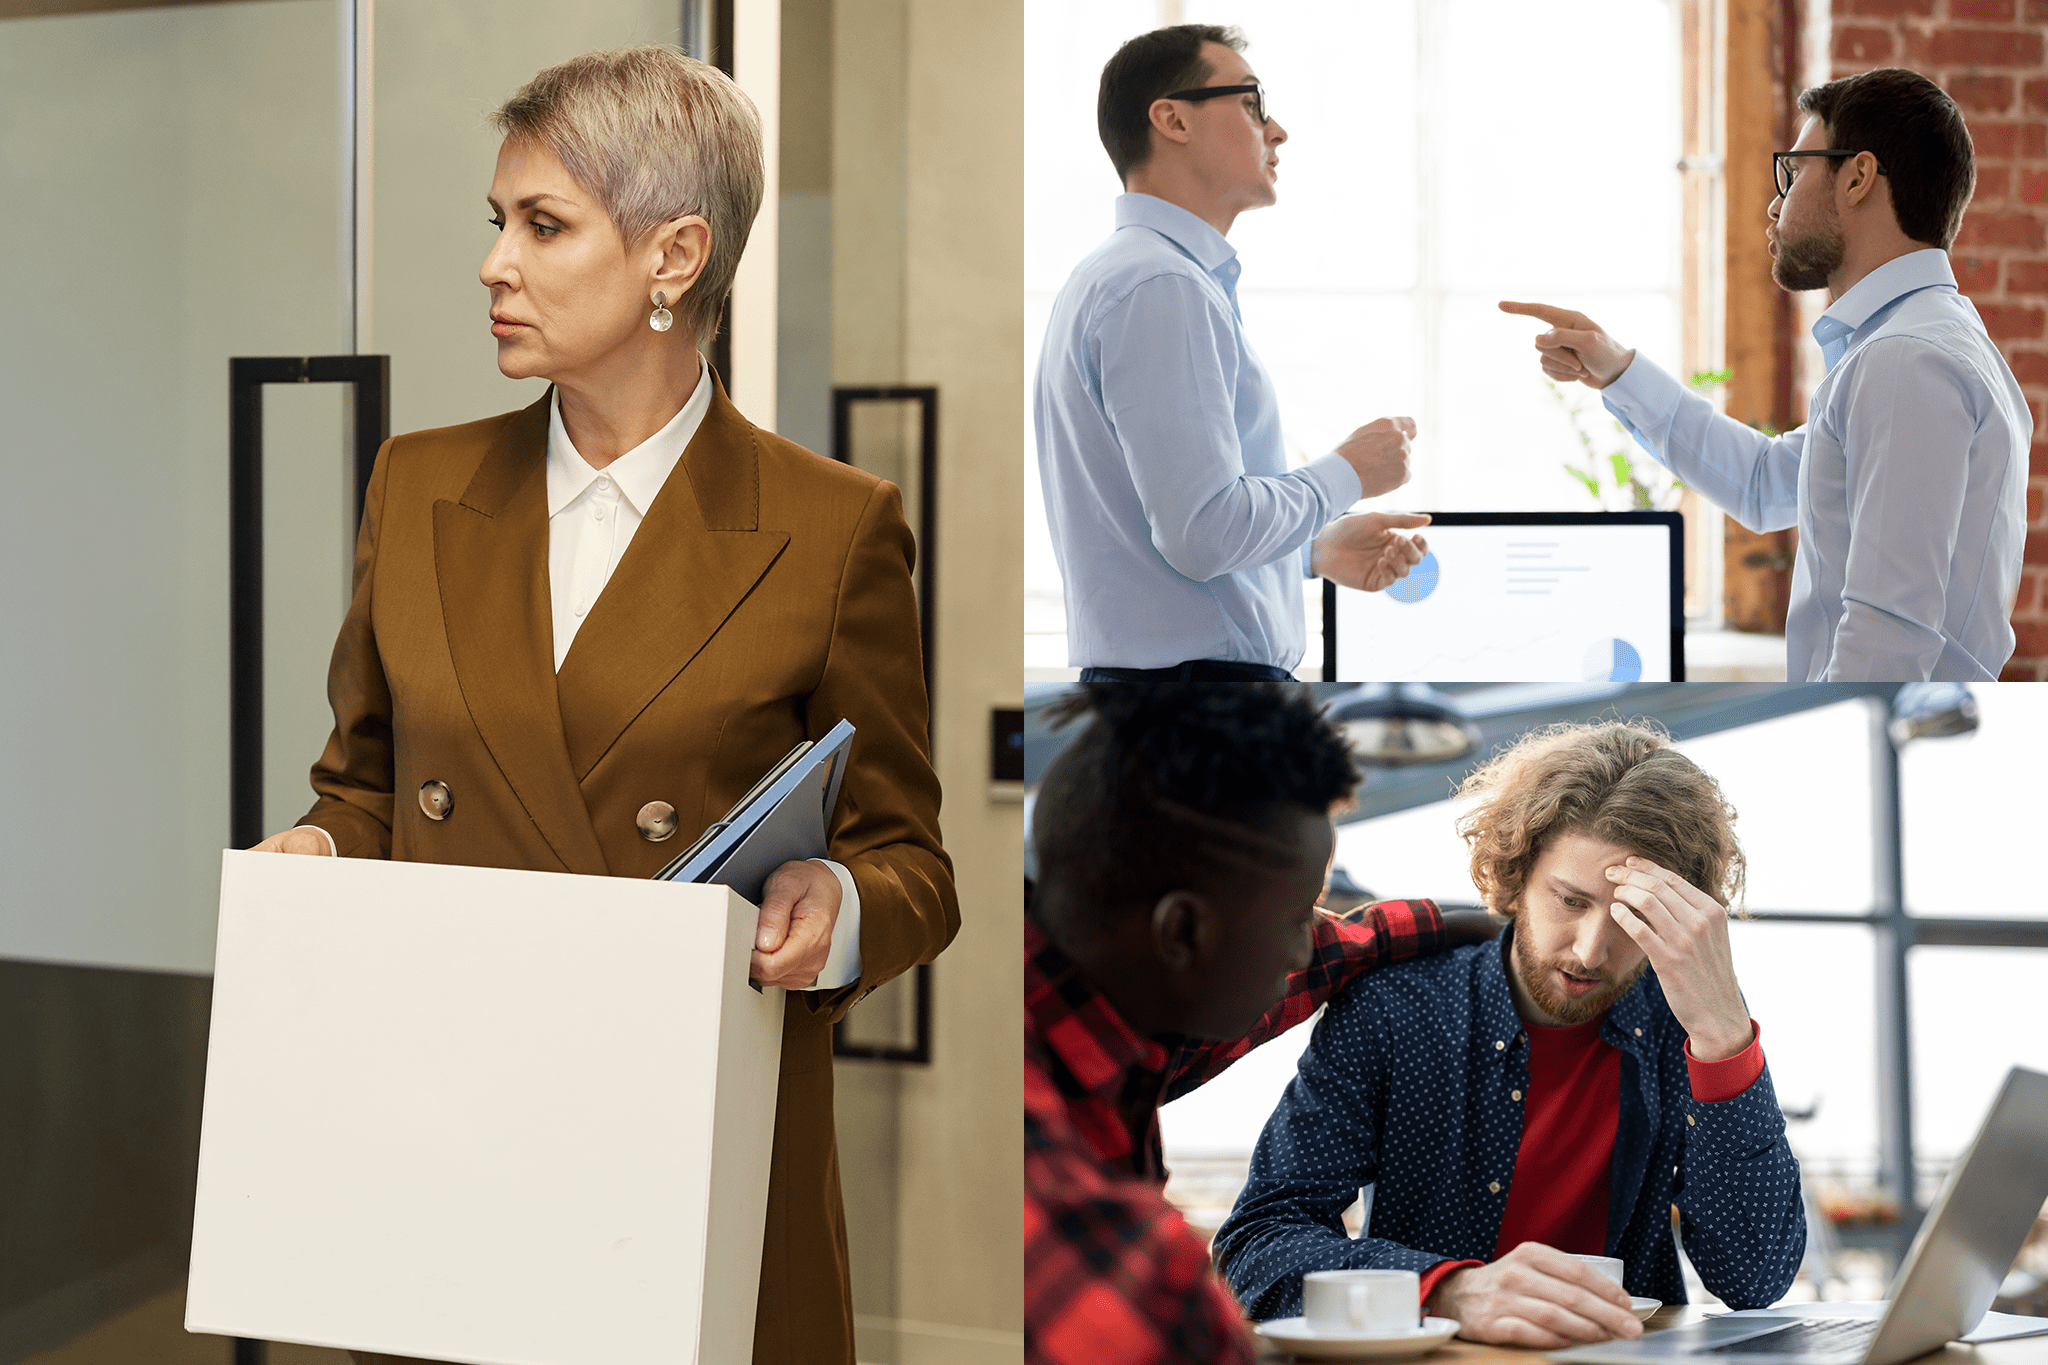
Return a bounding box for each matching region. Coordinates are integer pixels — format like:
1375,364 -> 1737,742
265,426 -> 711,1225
1078,661 -> 1294,682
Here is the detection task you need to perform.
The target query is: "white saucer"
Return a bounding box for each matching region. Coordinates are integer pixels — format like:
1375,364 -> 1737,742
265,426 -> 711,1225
1253,1315 -> 1460,1360
1631,1296 -> 1663,1322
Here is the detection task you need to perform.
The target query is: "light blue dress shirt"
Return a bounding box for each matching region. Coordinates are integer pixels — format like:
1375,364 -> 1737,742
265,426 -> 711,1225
1034,193 -> 1362,669
1601,249 -> 2030,680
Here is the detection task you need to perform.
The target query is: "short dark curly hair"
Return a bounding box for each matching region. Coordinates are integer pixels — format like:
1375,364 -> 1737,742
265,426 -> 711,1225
1096,23 -> 1246,183
1455,720 -> 1745,918
1032,682 -> 1357,940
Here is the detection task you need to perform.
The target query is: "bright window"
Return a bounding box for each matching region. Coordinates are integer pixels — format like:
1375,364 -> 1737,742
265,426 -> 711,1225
1901,686 -> 2048,919
1908,948 -> 2048,1194
1025,0 -> 1685,673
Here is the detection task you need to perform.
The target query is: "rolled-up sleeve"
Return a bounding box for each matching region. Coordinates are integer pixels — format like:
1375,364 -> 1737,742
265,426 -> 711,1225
1098,273 -> 1357,581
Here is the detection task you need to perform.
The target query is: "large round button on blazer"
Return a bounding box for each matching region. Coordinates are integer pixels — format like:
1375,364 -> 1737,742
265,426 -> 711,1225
636,799 -> 678,841
300,377 -> 957,1365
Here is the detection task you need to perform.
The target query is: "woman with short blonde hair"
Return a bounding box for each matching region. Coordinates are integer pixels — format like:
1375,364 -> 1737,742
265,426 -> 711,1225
490,46 -> 763,347
254,45 -> 956,1365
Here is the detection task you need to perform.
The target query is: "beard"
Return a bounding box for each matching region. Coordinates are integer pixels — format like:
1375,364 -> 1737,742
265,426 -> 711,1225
1773,220 -> 1846,293
1511,927 -> 1649,1025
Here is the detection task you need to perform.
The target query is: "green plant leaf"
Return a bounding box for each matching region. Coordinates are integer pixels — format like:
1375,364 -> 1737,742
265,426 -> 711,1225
1564,464 -> 1600,500
1609,451 -> 1634,486
1689,367 -> 1732,391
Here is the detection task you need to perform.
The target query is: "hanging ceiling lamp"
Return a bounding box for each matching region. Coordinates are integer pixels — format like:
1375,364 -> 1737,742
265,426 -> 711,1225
1324,683 -> 1481,768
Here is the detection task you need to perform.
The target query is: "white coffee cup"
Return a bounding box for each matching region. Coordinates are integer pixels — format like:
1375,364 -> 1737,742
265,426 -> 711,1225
1572,1254 -> 1627,1286
1301,1268 -> 1420,1337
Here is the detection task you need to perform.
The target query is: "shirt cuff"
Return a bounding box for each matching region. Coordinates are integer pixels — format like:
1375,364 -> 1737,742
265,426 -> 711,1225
1420,1259 -> 1485,1311
807,859 -> 863,991
1599,349 -> 1680,416
1685,1018 -> 1765,1102
1297,451 -> 1363,579
1304,449 -> 1364,513
294,824 -> 338,857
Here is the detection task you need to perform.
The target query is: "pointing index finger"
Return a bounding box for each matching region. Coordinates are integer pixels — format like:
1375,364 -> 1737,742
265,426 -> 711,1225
1499,300 -> 1590,329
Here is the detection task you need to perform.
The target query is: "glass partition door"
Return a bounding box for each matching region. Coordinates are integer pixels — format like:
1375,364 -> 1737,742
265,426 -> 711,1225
0,2 -> 349,1358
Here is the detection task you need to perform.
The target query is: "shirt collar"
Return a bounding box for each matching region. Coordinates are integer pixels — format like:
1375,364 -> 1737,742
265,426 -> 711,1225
1114,192 -> 1239,279
1483,921 -> 1661,1058
546,353 -> 712,518
1811,248 -> 1955,365
1025,915 -> 1169,1098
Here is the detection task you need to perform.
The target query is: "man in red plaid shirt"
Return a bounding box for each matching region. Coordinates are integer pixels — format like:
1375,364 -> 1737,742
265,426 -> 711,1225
1025,683 -> 1493,1365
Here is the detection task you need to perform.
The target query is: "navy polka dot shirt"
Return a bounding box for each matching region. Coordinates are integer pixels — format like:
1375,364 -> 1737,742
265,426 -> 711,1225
1212,925 -> 1806,1321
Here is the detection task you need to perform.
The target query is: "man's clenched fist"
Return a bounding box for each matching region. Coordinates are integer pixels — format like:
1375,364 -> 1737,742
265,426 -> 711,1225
1337,416 -> 1418,498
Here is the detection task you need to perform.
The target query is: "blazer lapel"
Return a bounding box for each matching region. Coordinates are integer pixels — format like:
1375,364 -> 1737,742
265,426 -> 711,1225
433,391 -> 611,876
554,376 -> 790,781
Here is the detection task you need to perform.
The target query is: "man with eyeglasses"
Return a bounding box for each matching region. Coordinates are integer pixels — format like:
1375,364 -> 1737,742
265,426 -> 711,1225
1504,67 -> 2030,682
1035,24 -> 1431,682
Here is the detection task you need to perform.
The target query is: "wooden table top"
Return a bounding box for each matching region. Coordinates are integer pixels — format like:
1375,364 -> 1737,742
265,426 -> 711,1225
1254,1305 -> 2048,1364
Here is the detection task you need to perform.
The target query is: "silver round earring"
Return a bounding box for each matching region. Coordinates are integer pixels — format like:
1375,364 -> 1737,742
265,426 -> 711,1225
649,291 -> 673,333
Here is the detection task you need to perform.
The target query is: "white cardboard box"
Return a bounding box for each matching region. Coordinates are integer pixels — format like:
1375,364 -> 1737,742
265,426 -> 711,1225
187,850 -> 785,1365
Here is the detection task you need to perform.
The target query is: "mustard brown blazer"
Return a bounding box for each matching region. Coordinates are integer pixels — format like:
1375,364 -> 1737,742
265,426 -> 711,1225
301,377 -> 958,1365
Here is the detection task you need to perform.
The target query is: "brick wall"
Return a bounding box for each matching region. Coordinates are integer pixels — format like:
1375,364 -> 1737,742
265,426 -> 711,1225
1833,0 -> 2048,679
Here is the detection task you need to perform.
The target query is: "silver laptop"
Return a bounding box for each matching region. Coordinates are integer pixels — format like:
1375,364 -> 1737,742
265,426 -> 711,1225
1553,1065 -> 2048,1365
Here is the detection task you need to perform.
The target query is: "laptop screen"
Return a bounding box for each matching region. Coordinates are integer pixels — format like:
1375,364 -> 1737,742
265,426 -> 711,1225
1322,512 -> 1685,681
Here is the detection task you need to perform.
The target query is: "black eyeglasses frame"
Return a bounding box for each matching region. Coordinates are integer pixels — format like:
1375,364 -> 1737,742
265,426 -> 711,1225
1161,81 -> 1267,125
1774,149 -> 1888,198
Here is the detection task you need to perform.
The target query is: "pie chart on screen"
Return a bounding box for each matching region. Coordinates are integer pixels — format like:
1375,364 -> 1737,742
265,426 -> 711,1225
1583,638 -> 1643,682
1385,551 -> 1439,604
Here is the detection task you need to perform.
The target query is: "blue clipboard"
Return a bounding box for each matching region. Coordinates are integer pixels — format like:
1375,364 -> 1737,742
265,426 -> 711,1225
650,719 -> 856,906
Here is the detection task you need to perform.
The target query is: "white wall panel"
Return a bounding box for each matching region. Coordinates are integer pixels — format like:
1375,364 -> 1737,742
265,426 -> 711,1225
0,0 -> 345,974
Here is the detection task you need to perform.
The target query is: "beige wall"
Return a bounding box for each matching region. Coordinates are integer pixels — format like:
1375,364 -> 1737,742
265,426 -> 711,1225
896,0 -> 1023,1352
820,2 -> 1023,1362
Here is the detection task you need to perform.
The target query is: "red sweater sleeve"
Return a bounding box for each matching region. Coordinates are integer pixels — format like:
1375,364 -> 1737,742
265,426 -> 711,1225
1684,1019 -> 1766,1103
1420,1258 -> 1485,1310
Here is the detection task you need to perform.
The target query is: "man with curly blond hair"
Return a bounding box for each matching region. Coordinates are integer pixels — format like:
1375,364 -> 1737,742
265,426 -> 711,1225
1214,721 -> 1805,1347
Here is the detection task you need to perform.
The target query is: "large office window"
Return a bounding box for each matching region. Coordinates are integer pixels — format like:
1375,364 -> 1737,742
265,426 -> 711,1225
1025,0 -> 1685,674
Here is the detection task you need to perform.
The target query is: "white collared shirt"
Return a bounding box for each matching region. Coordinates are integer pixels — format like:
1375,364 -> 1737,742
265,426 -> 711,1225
304,355 -> 862,990
1033,192 -> 1361,669
1603,249 -> 2030,680
545,356 -> 714,670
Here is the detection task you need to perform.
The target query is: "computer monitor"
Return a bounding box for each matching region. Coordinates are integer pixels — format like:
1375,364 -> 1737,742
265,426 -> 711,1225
1322,512 -> 1686,681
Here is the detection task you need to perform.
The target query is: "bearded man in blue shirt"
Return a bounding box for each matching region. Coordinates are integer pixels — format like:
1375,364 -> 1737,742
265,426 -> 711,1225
1035,25 -> 1433,681
1505,68 -> 2030,682
1214,722 -> 1804,1345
